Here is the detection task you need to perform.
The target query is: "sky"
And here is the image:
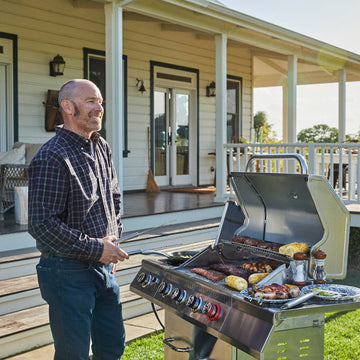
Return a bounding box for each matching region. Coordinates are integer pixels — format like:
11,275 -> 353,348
219,0 -> 360,139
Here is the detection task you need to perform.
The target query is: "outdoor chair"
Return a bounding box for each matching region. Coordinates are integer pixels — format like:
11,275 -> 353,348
0,142 -> 42,221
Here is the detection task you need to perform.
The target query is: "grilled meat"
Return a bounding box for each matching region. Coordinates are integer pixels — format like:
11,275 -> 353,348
241,261 -> 273,273
190,268 -> 225,282
248,283 -> 300,300
210,264 -> 251,280
232,236 -> 281,252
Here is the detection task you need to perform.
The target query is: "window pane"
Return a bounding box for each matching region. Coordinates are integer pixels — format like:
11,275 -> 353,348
176,94 -> 189,175
89,57 -> 106,139
154,91 -> 167,176
227,80 -> 240,142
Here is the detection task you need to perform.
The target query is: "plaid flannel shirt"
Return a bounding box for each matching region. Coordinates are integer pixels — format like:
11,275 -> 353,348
28,126 -> 122,262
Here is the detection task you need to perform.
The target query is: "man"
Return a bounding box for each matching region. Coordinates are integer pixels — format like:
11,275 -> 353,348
28,79 -> 128,360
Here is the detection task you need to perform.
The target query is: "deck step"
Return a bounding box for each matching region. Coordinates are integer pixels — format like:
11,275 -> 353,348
4,310 -> 165,360
0,218 -> 220,280
0,236 -> 216,358
0,285 -> 157,359
0,239 -> 214,315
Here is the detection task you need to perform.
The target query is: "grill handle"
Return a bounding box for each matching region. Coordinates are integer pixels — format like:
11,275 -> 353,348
163,336 -> 193,352
246,153 -> 308,174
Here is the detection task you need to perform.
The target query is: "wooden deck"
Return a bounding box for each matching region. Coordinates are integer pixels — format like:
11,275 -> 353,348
0,189 -> 220,236
1,188 -> 359,236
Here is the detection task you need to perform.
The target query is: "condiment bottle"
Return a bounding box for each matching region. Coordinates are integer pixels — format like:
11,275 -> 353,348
313,250 -> 327,284
292,252 -> 307,288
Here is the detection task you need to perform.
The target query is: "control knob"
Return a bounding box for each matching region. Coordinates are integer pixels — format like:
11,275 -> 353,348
202,302 -> 221,321
158,282 -> 173,297
186,295 -> 203,312
171,288 -> 187,304
137,272 -> 152,288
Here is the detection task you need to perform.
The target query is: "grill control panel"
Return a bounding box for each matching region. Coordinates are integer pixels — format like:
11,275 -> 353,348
130,260 -> 231,332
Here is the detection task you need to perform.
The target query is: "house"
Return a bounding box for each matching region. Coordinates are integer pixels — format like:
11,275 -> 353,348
1,0 -> 360,205
2,2 -> 360,356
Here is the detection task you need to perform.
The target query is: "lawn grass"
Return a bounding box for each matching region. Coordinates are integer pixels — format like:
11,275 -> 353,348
121,332 -> 164,360
122,269 -> 360,360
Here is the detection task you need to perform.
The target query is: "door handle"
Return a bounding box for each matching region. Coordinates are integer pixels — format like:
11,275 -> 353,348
168,127 -> 172,146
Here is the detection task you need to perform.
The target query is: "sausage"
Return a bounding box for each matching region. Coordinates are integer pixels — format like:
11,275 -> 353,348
210,264 -> 251,280
190,268 -> 225,283
289,285 -> 300,298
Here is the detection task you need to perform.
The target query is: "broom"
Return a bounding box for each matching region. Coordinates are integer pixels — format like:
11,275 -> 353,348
146,127 -> 160,193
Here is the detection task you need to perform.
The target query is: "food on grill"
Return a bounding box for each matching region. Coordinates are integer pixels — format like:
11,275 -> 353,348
190,268 -> 225,282
248,272 -> 270,284
288,284 -> 301,298
257,242 -> 281,252
241,261 -> 273,273
248,283 -> 300,300
279,242 -> 309,258
225,275 -> 248,291
233,236 -> 262,246
210,263 -> 251,280
232,236 -> 281,252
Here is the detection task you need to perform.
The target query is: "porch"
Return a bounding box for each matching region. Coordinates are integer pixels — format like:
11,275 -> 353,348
221,142 -> 360,206
1,181 -> 359,240
0,189 -> 222,239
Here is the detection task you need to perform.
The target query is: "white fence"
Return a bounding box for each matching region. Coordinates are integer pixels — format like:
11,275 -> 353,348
224,143 -> 360,204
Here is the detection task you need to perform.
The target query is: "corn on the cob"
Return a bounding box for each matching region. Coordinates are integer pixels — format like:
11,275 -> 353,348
248,273 -> 269,284
279,242 -> 309,258
225,275 -> 248,291
298,242 -> 309,253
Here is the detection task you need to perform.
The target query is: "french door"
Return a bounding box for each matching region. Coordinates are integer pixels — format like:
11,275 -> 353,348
154,88 -> 193,187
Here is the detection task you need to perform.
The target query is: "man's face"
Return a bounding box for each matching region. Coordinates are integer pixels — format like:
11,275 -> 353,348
71,82 -> 104,137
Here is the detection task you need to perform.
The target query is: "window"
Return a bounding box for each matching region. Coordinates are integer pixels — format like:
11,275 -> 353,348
227,76 -> 242,142
83,48 -> 129,157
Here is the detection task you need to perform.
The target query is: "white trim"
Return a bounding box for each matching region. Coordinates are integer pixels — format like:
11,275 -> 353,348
287,55 -> 297,143
105,2 -> 124,213
338,69 -> 346,142
214,33 -> 227,202
154,66 -> 197,90
153,66 -> 198,187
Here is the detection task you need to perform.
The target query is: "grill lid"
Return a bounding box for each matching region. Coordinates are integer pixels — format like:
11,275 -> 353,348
216,172 -> 350,279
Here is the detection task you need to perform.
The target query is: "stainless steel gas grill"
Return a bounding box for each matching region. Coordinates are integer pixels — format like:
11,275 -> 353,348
130,155 -> 360,360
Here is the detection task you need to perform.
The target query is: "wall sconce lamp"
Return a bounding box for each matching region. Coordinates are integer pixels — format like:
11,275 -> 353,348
136,78 -> 146,94
206,81 -> 216,97
50,54 -> 66,77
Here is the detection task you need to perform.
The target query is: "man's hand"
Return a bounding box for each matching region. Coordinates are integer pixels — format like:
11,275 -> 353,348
99,235 -> 129,265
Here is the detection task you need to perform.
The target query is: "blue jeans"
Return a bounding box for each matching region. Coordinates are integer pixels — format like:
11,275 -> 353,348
37,255 -> 125,360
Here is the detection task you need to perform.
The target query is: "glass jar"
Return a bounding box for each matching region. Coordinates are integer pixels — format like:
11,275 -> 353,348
292,252 -> 307,287
313,250 -> 327,284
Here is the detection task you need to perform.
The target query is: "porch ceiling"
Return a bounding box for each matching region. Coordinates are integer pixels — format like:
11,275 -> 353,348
123,8 -> 360,88
89,0 -> 360,88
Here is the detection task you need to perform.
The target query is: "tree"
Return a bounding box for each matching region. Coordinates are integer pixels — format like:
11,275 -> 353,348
297,124 -> 338,143
253,111 -> 277,143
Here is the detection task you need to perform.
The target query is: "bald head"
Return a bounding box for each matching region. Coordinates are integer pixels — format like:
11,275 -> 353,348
58,79 -> 104,138
58,79 -> 98,108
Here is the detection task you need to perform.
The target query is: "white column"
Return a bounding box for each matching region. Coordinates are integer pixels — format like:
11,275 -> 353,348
338,69 -> 346,143
214,34 -> 227,202
287,55 -> 297,143
282,84 -> 288,142
105,3 -> 124,213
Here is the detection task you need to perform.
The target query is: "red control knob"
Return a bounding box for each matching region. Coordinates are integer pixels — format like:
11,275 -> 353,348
207,304 -> 221,321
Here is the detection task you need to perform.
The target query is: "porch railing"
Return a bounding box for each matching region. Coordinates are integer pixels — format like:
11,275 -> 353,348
224,142 -> 360,204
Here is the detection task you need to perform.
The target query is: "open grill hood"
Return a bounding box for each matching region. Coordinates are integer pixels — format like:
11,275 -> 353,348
219,172 -> 350,279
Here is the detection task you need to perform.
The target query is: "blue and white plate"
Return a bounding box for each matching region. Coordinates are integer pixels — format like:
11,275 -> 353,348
301,284 -> 360,302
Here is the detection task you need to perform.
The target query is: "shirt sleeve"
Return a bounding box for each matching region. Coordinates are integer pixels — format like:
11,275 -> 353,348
28,151 -> 104,261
